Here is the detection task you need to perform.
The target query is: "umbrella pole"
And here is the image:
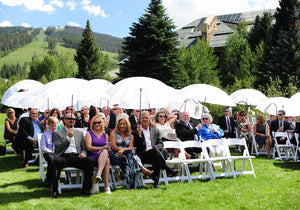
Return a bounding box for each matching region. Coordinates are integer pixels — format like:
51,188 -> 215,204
139,88 -> 142,124
47,98 -> 49,112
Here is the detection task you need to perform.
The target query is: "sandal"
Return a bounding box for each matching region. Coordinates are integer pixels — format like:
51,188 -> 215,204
141,168 -> 153,178
104,187 -> 111,194
95,173 -> 102,183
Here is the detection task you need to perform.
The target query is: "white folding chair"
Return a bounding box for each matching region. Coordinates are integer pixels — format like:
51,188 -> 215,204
294,133 -> 300,162
223,138 -> 256,178
181,140 -> 215,181
58,167 -> 82,194
251,130 -> 268,156
37,133 -> 48,181
201,139 -> 236,179
272,131 -> 296,161
163,140 -> 191,184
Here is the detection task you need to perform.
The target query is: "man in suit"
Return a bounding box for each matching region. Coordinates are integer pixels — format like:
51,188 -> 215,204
175,111 -> 202,158
129,109 -> 141,131
218,107 -> 235,138
270,110 -> 290,144
133,111 -> 177,188
51,113 -> 94,198
108,104 -> 121,129
13,108 -> 44,168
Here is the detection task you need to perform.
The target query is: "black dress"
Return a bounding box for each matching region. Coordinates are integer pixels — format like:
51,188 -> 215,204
4,118 -> 18,142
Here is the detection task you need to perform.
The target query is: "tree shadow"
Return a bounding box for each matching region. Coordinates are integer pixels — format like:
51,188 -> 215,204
273,161 -> 300,171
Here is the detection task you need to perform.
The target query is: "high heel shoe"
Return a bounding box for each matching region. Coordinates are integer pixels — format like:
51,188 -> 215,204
104,187 -> 111,194
95,173 -> 102,183
141,168 -> 153,178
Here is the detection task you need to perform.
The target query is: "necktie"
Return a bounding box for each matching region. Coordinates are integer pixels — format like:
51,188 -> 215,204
227,117 -> 231,133
280,121 -> 282,128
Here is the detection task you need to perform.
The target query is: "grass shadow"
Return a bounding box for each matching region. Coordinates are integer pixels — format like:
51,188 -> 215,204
273,161 -> 300,171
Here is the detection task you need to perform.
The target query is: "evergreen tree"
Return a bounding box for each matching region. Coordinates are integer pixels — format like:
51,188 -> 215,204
74,20 -> 109,80
119,0 -> 180,86
178,38 -> 219,86
262,0 -> 300,88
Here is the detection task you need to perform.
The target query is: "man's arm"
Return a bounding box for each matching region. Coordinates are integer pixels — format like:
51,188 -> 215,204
53,131 -> 69,155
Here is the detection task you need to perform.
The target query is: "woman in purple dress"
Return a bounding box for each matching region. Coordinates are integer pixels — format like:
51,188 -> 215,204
85,115 -> 111,194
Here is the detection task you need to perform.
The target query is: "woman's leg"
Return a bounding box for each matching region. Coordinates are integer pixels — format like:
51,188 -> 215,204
266,136 -> 272,157
97,149 -> 108,175
102,157 -> 110,187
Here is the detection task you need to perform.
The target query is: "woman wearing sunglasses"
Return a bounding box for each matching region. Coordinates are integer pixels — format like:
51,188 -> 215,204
236,110 -> 253,153
197,113 -> 224,140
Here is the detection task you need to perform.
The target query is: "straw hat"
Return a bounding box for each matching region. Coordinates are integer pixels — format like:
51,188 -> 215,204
163,132 -> 180,141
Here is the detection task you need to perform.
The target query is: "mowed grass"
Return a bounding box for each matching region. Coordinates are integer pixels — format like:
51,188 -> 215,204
0,113 -> 299,209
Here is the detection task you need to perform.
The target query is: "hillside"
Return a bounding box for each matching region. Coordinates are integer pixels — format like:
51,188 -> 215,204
0,28 -> 120,72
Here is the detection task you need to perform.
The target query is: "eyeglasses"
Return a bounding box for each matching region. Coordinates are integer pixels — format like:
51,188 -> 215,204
158,115 -> 166,118
112,108 -> 118,110
136,110 -> 141,112
240,115 -> 246,117
93,121 -> 101,125
224,110 -> 229,112
82,108 -> 88,111
202,118 -> 209,120
66,118 -> 76,121
8,112 -> 14,114
45,112 -> 49,114
278,114 -> 282,116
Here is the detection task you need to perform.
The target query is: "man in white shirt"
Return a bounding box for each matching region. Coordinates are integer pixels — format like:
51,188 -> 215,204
133,111 -> 178,188
51,113 -> 94,198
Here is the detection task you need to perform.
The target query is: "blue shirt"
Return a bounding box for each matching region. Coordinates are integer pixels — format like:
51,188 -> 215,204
32,119 -> 42,139
197,124 -> 224,140
40,129 -> 54,153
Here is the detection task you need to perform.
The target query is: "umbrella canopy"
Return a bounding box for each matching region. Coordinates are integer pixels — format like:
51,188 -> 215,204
256,97 -> 290,115
1,79 -> 43,104
285,92 -> 300,116
106,77 -> 180,109
178,84 -> 235,106
177,99 -> 209,119
230,89 -> 268,106
1,91 -> 31,109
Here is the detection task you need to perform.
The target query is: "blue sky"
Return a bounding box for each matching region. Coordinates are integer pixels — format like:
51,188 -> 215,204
0,0 -> 279,38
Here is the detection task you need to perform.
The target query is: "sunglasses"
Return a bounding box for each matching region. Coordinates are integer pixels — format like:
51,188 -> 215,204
8,112 -> 14,114
202,118 -> 209,120
45,112 -> 49,114
66,118 -> 76,121
158,115 -> 166,118
112,108 -> 118,110
94,121 -> 101,125
278,114 -> 282,116
240,115 -> 246,116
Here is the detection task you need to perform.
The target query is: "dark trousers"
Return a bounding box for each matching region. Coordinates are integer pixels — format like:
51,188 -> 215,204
140,147 -> 168,180
52,153 -> 94,192
24,139 -> 36,166
43,153 -> 53,183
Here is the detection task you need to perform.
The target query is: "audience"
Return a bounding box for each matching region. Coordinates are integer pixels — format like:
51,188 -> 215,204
129,109 -> 141,131
218,107 -> 235,138
49,108 -> 64,130
110,115 -> 153,189
75,106 -> 90,128
39,109 -> 50,130
270,110 -> 290,144
197,113 -> 224,140
108,104 -> 121,129
85,115 -> 111,194
236,110 -> 253,153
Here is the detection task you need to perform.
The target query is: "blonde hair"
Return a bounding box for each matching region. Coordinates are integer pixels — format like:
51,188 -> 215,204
256,114 -> 266,126
115,115 -> 131,136
90,115 -> 104,133
6,108 -> 15,117
48,116 -> 59,125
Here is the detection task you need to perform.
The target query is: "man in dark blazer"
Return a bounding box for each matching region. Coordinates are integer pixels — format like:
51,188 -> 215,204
129,109 -> 141,131
270,110 -> 290,144
175,111 -> 202,158
133,111 -> 177,188
218,107 -> 235,138
51,113 -> 94,198
13,108 -> 44,168
108,104 -> 121,129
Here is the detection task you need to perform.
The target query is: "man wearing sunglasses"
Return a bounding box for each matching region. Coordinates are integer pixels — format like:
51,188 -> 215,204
51,113 -> 94,198
270,110 -> 290,144
218,107 -> 235,138
108,104 -> 121,129
129,109 -> 141,131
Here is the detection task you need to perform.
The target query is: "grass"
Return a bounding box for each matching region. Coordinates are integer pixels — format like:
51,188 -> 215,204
0,113 -> 299,209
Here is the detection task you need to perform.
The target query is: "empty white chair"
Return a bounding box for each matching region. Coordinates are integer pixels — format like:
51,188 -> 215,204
272,131 -> 296,161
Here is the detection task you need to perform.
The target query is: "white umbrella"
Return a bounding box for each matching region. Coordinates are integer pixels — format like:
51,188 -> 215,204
1,91 -> 31,109
178,84 -> 236,106
1,79 -> 43,104
285,92 -> 300,116
106,77 -> 180,109
256,97 -> 290,115
230,88 -> 268,106
76,79 -> 112,109
19,78 -> 91,111
178,99 -> 209,119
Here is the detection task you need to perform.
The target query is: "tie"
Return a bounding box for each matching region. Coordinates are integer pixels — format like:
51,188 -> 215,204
280,121 -> 282,128
227,117 -> 231,133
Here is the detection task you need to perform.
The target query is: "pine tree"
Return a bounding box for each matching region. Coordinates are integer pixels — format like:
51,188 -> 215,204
119,0 -> 180,86
262,0 -> 300,88
74,20 -> 109,80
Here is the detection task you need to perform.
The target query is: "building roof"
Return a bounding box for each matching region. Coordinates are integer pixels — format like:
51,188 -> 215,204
176,9 -> 276,49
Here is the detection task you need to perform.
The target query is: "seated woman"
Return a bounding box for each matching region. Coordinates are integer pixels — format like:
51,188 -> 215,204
40,116 -> 58,187
85,115 -> 111,194
253,114 -> 272,158
110,115 -> 153,189
49,108 -> 64,130
4,108 -> 19,143
236,110 -> 253,153
197,113 -> 224,140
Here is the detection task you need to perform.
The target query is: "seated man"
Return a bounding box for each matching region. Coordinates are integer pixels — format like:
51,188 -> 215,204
270,110 -> 290,144
13,108 -> 44,168
175,111 -> 201,158
51,113 -> 94,198
133,111 -> 177,188
218,107 -> 235,138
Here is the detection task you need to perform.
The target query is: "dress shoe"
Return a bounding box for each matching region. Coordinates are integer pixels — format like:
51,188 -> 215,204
51,190 -> 58,198
82,189 -> 91,196
153,181 -> 160,188
165,166 -> 179,177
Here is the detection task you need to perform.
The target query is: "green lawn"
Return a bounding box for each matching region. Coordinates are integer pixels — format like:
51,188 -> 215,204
0,113 -> 299,209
